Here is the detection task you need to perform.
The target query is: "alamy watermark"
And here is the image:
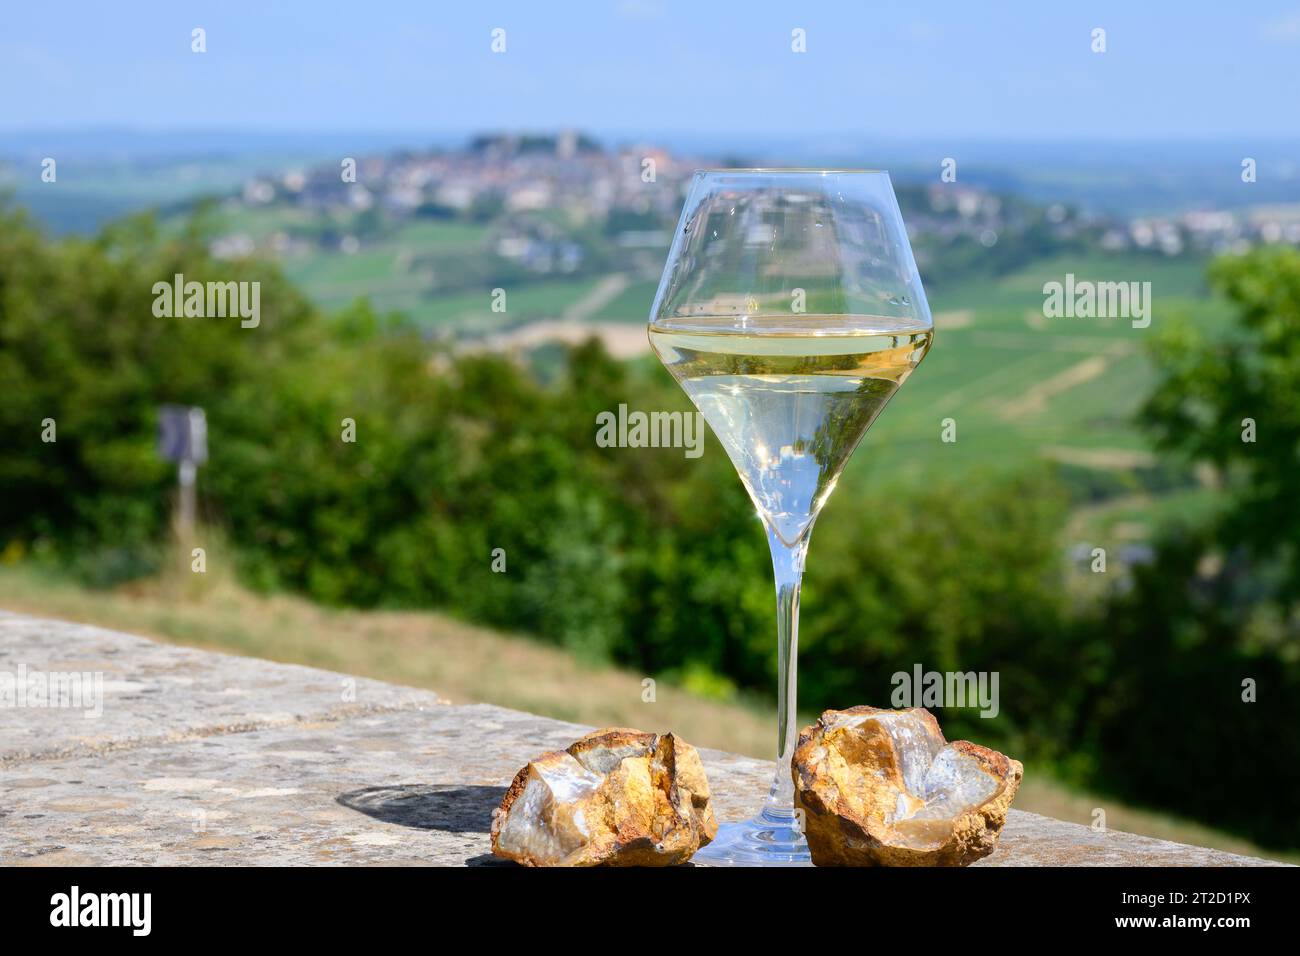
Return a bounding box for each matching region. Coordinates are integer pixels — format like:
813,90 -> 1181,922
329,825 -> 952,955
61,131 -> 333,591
891,664 -> 1000,718
596,404 -> 704,459
50,886 -> 150,936
1043,273 -> 1151,328
152,273 -> 261,328
1,664 -> 104,719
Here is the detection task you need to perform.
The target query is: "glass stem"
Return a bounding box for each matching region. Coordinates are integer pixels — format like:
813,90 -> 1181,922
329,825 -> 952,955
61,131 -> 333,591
764,524 -> 809,813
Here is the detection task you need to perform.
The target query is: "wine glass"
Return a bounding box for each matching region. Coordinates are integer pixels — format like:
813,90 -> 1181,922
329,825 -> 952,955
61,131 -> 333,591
648,170 -> 933,865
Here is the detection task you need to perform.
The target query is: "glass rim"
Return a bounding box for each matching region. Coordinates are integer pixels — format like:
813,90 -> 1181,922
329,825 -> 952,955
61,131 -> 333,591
691,167 -> 889,175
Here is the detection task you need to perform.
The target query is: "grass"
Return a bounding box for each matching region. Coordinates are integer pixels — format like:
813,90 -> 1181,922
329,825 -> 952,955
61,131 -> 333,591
359,276 -> 606,331
0,560 -> 1289,862
0,560 -> 772,760
593,278 -> 663,322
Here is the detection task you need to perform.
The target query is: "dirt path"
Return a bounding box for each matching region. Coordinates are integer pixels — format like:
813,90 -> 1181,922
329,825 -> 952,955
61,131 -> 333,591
934,309 -> 973,329
1039,446 -> 1157,469
467,319 -> 650,359
562,273 -> 630,321
1002,355 -> 1110,420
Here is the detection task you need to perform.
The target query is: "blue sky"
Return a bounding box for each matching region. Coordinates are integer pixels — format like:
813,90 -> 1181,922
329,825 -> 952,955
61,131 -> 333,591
4,0 -> 1300,139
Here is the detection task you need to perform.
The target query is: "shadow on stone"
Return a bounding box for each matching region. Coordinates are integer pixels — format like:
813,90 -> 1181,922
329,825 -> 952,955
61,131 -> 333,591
338,784 -> 505,834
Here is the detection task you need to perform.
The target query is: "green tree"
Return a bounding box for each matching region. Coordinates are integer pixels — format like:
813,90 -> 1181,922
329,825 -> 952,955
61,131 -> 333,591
1081,246 -> 1300,848
0,203 -> 314,575
1142,247 -> 1300,595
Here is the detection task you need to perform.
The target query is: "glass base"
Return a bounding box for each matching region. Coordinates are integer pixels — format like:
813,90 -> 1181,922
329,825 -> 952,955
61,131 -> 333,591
691,806 -> 812,866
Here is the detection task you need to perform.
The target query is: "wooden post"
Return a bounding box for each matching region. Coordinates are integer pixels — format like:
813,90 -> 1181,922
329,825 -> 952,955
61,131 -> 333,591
178,458 -> 197,538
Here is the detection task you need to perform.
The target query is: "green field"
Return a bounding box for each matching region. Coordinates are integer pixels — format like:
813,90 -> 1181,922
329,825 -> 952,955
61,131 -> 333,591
186,205 -> 672,331
816,254 -> 1228,554
596,278 -> 663,322
269,225 -> 1227,551
209,203 -> 1227,552
271,218 -> 611,331
271,218 -> 1225,505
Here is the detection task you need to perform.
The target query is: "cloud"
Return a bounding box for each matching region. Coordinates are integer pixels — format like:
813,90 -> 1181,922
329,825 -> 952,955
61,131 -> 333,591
1262,10 -> 1300,41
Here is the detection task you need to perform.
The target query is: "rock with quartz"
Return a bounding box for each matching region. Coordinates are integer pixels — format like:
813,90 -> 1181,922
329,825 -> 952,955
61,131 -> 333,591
792,706 -> 1023,866
490,727 -> 718,866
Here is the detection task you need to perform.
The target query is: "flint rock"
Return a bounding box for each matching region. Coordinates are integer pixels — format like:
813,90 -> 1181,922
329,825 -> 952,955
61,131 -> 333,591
793,706 -> 1023,866
491,727 -> 717,866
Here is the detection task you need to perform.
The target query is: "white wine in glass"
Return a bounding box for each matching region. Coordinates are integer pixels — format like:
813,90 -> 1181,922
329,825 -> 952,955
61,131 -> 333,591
648,172 -> 933,865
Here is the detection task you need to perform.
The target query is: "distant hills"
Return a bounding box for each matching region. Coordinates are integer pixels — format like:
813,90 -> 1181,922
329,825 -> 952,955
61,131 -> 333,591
3,129 -> 1299,239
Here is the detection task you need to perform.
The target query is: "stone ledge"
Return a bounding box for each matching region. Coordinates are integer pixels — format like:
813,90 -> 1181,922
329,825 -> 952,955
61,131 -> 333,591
0,612 -> 1286,867
0,612 -> 440,767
